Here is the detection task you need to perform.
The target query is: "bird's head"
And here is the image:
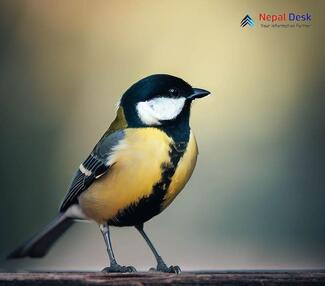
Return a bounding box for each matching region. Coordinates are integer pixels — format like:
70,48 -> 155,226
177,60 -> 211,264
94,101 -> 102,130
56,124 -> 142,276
118,74 -> 210,128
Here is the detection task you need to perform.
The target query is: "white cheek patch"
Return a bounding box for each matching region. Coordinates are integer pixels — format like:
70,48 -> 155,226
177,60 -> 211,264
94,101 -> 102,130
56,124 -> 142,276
136,97 -> 186,125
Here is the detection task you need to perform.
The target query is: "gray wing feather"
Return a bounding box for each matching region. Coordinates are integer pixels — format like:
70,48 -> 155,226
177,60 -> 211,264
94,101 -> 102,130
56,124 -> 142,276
60,130 -> 125,212
94,130 -> 125,158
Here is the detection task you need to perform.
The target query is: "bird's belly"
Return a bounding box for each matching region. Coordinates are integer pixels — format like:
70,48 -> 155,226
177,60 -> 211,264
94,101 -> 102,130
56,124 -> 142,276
78,128 -> 198,226
78,128 -> 171,225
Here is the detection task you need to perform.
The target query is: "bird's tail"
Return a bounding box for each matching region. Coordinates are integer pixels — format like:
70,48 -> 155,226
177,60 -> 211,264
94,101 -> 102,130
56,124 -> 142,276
7,213 -> 75,259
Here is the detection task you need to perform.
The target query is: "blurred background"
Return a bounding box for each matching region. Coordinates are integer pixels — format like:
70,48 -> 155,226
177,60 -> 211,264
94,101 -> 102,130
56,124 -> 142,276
0,0 -> 324,271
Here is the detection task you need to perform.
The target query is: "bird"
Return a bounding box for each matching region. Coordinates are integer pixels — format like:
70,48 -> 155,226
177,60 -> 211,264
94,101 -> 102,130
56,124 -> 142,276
7,74 -> 210,273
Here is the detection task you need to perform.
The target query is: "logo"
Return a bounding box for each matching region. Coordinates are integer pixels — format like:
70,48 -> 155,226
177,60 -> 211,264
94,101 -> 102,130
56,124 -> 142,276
240,15 -> 255,27
241,12 -> 312,29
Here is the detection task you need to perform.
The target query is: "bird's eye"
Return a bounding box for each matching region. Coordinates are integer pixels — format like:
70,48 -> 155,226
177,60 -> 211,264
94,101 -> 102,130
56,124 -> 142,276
168,88 -> 179,97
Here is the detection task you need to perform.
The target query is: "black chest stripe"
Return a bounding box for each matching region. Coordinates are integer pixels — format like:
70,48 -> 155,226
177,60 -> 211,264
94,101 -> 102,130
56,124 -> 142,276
108,141 -> 187,226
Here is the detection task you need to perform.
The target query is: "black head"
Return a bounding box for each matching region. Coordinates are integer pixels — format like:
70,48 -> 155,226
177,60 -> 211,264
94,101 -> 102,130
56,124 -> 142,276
119,74 -> 210,130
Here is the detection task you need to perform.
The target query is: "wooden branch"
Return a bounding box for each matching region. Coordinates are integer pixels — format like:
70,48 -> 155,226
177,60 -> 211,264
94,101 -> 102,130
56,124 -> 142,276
0,271 -> 324,285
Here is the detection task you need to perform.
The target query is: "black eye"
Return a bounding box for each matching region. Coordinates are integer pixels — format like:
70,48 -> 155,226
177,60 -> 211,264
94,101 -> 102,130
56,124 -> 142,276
168,88 -> 179,97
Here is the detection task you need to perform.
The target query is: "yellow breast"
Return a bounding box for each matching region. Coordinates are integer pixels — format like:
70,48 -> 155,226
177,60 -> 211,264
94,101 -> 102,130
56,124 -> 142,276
162,132 -> 198,209
78,128 -> 198,225
79,128 -> 172,224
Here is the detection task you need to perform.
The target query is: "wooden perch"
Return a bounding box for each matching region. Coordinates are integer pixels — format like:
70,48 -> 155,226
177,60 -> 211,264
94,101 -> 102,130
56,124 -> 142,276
0,271 -> 325,285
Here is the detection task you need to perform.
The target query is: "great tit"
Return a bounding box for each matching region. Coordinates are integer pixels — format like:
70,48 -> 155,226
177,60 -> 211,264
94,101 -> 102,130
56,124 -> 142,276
8,74 -> 210,273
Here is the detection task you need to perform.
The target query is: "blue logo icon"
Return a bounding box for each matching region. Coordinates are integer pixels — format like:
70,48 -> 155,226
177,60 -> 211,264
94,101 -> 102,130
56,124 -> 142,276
241,15 -> 255,27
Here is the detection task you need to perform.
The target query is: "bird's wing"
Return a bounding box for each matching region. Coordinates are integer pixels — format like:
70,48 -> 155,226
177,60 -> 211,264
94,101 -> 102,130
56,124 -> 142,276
59,130 -> 125,212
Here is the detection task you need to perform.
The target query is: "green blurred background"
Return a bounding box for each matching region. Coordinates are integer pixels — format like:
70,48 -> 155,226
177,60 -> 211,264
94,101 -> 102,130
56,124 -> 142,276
1,0 -> 324,271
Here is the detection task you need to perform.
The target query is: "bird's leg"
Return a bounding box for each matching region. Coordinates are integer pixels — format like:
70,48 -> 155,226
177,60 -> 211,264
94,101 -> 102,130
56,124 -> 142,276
99,224 -> 136,273
135,224 -> 181,274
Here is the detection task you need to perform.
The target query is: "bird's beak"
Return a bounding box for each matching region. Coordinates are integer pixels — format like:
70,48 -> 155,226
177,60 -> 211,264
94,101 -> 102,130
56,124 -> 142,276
187,88 -> 211,100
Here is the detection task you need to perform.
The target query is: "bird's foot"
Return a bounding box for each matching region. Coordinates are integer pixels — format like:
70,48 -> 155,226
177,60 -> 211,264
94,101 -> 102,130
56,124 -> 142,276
149,259 -> 181,274
102,262 -> 137,273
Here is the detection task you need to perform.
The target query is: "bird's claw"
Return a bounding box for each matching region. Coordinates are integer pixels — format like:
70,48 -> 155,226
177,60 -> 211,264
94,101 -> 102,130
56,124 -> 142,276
167,265 -> 181,274
149,261 -> 181,274
102,263 -> 137,273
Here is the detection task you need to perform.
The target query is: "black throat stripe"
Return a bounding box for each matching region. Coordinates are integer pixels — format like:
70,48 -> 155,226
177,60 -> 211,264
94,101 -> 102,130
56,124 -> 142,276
108,141 -> 188,226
